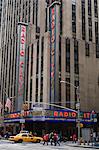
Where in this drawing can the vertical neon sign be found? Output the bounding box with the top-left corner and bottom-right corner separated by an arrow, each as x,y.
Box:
49,5 -> 56,103
49,2 -> 60,104
16,22 -> 28,111
18,25 -> 26,95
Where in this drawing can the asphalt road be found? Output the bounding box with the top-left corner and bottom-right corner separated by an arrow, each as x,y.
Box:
0,140 -> 97,150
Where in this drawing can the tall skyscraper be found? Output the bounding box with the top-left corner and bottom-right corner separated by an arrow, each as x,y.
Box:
0,0 -> 99,113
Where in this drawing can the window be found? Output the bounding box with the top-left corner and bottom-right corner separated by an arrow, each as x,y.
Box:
29,134 -> 32,137
40,77 -> 43,102
36,78 -> 38,102
94,0 -> 98,18
98,75 -> 99,86
66,38 -> 70,73
22,134 -> 27,137
36,0 -> 38,27
88,18 -> 92,26
96,44 -> 99,58
74,40 -> 79,74
31,44 -> 33,76
45,7 -> 47,32
95,22 -> 98,44
81,0 -> 86,40
89,28 -> 92,41
36,40 -> 39,74
41,37 -> 44,73
88,0 -> 92,16
72,3 -> 76,38
88,16 -> 92,41
28,4 -> 31,22
30,79 -> 32,101
33,0 -> 35,24
85,42 -> 90,56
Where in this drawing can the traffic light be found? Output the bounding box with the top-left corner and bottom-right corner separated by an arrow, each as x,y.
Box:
76,123 -> 83,128
80,123 -> 83,128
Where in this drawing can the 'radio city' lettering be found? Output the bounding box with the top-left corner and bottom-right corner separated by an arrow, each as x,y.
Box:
53,111 -> 77,118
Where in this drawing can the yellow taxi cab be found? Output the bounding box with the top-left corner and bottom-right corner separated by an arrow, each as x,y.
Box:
9,133 -> 43,143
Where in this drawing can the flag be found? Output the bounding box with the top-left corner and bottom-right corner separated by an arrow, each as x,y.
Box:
5,98 -> 11,112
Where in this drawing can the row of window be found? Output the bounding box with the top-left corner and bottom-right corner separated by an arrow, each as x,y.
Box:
26,37 -> 44,103
45,0 -> 98,42
81,0 -> 98,42
85,42 -> 99,58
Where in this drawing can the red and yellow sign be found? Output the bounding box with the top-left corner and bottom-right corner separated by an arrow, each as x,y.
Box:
50,5 -> 56,102
18,25 -> 27,95
53,111 -> 77,118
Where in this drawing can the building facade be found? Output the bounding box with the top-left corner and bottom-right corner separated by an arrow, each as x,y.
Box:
0,0 -> 3,88
0,0 -> 99,116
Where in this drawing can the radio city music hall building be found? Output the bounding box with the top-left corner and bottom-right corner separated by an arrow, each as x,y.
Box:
0,0 -> 99,136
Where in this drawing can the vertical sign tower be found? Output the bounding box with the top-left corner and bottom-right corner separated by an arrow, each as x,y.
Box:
49,1 -> 60,105
16,22 -> 28,111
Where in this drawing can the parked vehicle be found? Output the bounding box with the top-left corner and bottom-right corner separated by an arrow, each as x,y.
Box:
9,133 -> 43,143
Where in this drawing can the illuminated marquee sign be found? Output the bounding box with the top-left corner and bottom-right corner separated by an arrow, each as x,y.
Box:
53,111 -> 77,118
4,109 -> 96,123
53,111 -> 93,119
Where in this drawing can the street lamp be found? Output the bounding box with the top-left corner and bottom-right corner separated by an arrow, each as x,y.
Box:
60,80 -> 80,142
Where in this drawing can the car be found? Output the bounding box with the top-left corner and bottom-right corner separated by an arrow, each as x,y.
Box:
9,133 -> 43,143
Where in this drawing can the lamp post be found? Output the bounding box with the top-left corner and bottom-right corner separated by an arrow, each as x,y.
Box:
60,80 -> 80,142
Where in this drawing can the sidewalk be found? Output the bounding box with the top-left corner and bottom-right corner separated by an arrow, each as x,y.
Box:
66,141 -> 99,149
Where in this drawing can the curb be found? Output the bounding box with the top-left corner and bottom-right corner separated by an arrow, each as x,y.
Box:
66,144 -> 99,149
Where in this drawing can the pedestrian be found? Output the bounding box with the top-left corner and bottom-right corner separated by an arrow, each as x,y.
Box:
72,133 -> 77,143
43,133 -> 49,145
53,132 -> 60,146
49,131 -> 54,145
96,135 -> 99,142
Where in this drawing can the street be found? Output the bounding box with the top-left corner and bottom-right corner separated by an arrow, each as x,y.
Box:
0,140 -> 97,150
